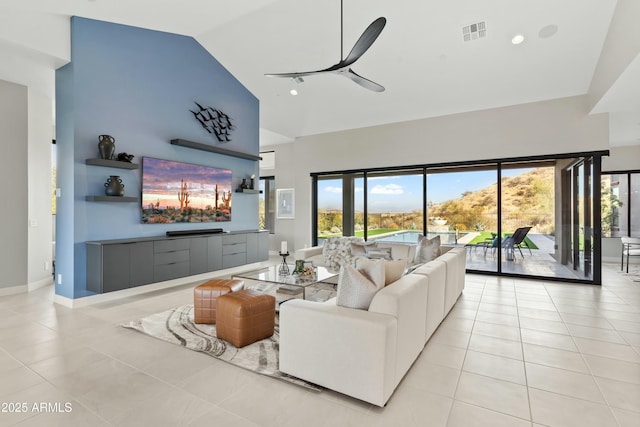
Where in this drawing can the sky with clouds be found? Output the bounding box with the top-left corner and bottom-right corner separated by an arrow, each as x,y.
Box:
318,169 -> 529,213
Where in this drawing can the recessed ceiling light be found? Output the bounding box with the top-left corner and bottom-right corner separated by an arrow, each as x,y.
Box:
289,89 -> 298,96
511,34 -> 525,45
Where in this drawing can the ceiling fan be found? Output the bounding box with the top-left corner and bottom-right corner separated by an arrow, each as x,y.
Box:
265,0 -> 386,92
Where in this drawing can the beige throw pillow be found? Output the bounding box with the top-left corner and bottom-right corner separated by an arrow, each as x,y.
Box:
336,260 -> 385,310
414,235 -> 441,264
384,259 -> 407,285
356,258 -> 406,286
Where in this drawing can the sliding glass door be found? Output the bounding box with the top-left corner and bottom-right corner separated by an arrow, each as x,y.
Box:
311,151 -> 604,284
317,177 -> 344,242
427,166 -> 498,272
366,170 -> 424,243
558,157 -> 597,280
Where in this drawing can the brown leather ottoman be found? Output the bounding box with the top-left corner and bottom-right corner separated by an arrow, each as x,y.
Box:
216,289 -> 276,348
193,279 -> 244,324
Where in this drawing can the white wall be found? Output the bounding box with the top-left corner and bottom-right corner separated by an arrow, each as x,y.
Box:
27,89 -> 53,288
0,80 -> 28,291
602,145 -> 640,171
0,79 -> 54,294
264,95 -> 609,253
589,0 -> 640,111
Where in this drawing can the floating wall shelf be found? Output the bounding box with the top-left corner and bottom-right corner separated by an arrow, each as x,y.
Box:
86,158 -> 139,169
170,139 -> 262,161
86,196 -> 138,202
235,189 -> 262,194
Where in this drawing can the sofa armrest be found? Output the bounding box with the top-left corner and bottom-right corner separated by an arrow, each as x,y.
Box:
294,246 -> 323,261
279,299 -> 397,407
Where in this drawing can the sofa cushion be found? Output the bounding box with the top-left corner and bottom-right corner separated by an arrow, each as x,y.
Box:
414,235 -> 441,264
336,261 -> 385,310
323,236 -> 365,273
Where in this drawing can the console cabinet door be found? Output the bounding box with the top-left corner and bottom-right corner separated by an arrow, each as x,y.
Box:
102,244 -> 133,293
129,242 -> 154,286
190,237 -> 208,275
258,232 -> 269,261
246,233 -> 258,264
207,235 -> 223,271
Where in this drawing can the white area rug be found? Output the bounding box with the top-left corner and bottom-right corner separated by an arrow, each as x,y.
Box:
122,304 -> 321,391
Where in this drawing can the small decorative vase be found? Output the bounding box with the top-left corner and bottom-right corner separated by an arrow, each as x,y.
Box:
98,135 -> 116,160
241,178 -> 248,189
104,175 -> 125,197
293,259 -> 305,275
250,178 -> 255,190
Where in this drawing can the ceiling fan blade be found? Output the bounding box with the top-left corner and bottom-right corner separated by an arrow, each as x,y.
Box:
264,70 -> 324,78
342,17 -> 386,67
341,68 -> 385,92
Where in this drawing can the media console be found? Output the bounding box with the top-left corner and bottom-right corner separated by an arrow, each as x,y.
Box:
86,230 -> 268,294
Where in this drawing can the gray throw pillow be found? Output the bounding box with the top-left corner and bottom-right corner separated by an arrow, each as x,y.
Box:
413,235 -> 441,264
322,236 -> 365,273
364,246 -> 393,260
336,260 -> 385,310
350,241 -> 377,257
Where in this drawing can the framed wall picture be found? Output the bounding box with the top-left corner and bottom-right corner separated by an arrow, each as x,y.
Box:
276,188 -> 295,219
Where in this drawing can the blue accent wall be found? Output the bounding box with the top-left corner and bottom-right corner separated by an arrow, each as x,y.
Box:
55,17 -> 259,299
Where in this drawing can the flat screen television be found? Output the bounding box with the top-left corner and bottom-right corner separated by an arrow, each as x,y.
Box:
141,157 -> 232,224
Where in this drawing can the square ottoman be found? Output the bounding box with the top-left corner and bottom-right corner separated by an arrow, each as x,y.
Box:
216,289 -> 276,348
193,279 -> 244,324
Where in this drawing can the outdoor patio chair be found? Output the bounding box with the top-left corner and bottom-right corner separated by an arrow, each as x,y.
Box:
621,237 -> 640,274
502,226 -> 533,260
465,233 -> 496,254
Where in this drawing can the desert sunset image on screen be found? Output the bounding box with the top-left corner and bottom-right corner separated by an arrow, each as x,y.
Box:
141,157 -> 232,223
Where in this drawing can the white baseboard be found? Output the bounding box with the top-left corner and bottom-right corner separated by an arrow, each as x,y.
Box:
0,284 -> 28,296
52,260 -> 272,308
28,276 -> 54,292
53,294 -> 74,308
0,276 -> 54,297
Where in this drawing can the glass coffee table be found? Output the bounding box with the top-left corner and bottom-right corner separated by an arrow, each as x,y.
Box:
233,265 -> 338,300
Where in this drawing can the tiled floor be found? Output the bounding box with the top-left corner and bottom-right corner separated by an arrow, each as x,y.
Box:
465,247 -> 591,281
0,264 -> 639,426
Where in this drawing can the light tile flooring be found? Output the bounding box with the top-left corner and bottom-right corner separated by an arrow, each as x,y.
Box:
1,264 -> 639,426
465,247 -> 591,281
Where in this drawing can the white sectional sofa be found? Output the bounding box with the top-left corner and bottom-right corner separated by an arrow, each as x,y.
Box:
279,245 -> 466,407
295,239 -> 417,272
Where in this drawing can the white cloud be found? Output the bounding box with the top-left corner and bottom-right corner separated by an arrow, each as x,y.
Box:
370,184 -> 404,195
324,186 -> 342,193
368,176 -> 401,181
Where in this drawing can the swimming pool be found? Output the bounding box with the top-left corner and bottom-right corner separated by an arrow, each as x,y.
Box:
371,230 -> 464,245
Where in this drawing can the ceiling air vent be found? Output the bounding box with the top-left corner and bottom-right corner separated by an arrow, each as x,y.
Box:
462,21 -> 486,42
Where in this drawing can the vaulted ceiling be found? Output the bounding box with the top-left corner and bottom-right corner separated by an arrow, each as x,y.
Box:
1,0 -> 638,147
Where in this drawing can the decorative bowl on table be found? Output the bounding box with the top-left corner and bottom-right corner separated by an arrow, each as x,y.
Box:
294,266 -> 317,282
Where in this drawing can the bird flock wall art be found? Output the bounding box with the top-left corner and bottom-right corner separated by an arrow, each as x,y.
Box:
190,102 -> 234,142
